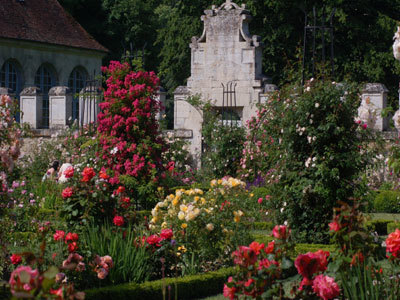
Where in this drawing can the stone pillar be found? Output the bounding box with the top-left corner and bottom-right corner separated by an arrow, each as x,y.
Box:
79,85 -> 101,126
174,86 -> 203,168
49,86 -> 72,129
360,83 -> 389,131
155,87 -> 167,121
20,87 -> 42,129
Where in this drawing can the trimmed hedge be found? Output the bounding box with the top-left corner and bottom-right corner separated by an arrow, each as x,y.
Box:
85,267 -> 235,300
387,221 -> 400,234
365,219 -> 393,235
374,190 -> 400,213
243,221 -> 273,231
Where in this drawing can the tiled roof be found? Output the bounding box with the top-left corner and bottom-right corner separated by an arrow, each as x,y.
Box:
0,0 -> 108,53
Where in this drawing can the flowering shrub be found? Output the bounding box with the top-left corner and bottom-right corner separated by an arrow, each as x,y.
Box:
241,79 -> 374,242
224,224 -> 340,299
149,177 -> 251,270
97,61 -> 168,209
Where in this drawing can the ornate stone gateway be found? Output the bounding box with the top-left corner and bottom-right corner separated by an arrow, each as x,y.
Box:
174,0 -> 277,166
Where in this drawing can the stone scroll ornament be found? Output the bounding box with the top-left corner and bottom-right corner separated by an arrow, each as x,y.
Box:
393,26 -> 400,132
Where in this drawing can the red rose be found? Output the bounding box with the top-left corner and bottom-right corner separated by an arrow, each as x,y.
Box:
64,166 -> 74,178
99,170 -> 109,180
10,254 -> 22,265
146,234 -> 162,246
65,232 -> 79,242
328,220 -> 341,232
116,186 -> 125,194
272,225 -> 290,240
113,216 -> 124,227
249,241 -> 265,255
223,277 -> 237,300
160,229 -> 173,240
264,241 -> 275,254
68,242 -> 78,253
62,187 -> 73,198
386,228 -> 400,258
81,167 -> 95,182
295,250 -> 330,290
53,230 -> 65,241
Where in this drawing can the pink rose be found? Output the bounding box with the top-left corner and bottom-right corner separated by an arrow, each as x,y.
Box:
312,274 -> 340,300
62,187 -> 73,198
10,254 -> 22,265
160,228 -> 173,240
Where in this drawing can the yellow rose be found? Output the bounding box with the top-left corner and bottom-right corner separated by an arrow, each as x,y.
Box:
181,223 -> 188,229
206,223 -> 214,231
178,211 -> 185,220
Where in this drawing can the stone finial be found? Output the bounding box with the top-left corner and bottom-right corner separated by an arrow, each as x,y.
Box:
218,0 -> 243,11
362,83 -> 388,94
49,86 -> 71,96
173,86 -> 190,95
20,86 -> 41,96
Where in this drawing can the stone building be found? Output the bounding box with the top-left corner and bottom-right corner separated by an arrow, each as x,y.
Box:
174,0 -> 277,166
0,0 -> 107,128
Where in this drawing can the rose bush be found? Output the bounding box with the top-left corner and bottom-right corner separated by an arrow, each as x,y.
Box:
149,177 -> 251,271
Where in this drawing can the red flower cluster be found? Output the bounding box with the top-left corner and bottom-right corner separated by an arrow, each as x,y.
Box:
295,250 -> 330,290
227,241 -> 280,299
62,187 -> 73,199
53,230 -> 79,253
144,229 -> 174,248
81,167 -> 95,182
113,215 -> 124,227
53,230 -> 65,241
386,228 -> 400,259
10,254 -> 22,265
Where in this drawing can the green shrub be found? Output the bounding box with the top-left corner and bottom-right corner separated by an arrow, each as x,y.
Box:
243,222 -> 273,231
387,221 -> 400,234
241,80 -> 374,243
374,190 -> 400,213
85,267 -> 235,300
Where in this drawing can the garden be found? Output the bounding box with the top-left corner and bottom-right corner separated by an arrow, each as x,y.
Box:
2,60 -> 400,300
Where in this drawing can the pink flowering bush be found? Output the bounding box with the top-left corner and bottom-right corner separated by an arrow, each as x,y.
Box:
97,61 -> 168,209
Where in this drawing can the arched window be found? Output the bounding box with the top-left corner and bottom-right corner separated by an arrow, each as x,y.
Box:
68,67 -> 87,121
1,60 -> 22,121
35,64 -> 56,128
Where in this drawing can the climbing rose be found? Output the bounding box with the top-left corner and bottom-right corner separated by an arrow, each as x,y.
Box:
10,254 -> 22,265
53,230 -> 65,241
312,274 -> 340,300
81,167 -> 95,182
113,215 -> 124,227
62,187 -> 73,198
386,228 -> 400,258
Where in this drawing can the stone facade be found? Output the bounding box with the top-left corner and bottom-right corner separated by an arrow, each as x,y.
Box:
174,0 -> 277,166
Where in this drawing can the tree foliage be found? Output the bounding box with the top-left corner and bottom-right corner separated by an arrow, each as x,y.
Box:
60,0 -> 400,105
